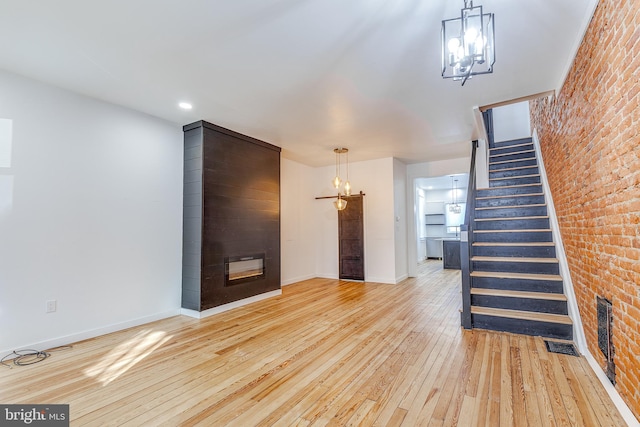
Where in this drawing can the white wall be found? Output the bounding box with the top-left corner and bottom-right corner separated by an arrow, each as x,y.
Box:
393,159 -> 408,283
0,70 -> 183,354
280,158 -> 316,285
280,157 -> 398,284
416,188 -> 429,261
492,102 -> 531,142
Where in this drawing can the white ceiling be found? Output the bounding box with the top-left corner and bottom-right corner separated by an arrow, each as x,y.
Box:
0,0 -> 597,167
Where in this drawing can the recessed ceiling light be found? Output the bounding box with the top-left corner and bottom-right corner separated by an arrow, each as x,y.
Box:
178,102 -> 193,110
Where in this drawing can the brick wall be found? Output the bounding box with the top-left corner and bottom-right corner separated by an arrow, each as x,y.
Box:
529,0 -> 640,420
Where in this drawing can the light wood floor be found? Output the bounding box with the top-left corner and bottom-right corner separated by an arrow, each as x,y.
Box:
0,261 -> 626,426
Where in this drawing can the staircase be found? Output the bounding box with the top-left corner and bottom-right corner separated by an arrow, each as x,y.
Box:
467,137 -> 573,340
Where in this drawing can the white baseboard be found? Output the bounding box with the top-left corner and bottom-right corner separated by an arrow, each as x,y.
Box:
316,274 -> 339,280
281,274 -> 316,286
395,274 -> 409,284
583,350 -> 640,426
180,289 -> 282,319
365,276 -> 395,285
0,309 -> 181,357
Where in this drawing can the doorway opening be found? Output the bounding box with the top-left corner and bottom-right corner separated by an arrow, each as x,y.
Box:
414,174 -> 468,275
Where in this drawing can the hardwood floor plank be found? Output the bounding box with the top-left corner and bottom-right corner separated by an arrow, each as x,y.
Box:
486,335 -> 502,427
369,297 -> 458,426
398,325 -> 463,424
471,331 -> 492,425
540,358 -> 572,425
0,262 -> 627,426
558,355 -> 601,426
509,339 -> 528,426
386,407 -> 408,427
525,336 -> 556,427
517,336 -> 543,427
548,352 -> 586,426
500,334 -> 515,427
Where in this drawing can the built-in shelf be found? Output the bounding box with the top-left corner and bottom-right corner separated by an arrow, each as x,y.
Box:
425,213 -> 446,259
425,213 -> 445,225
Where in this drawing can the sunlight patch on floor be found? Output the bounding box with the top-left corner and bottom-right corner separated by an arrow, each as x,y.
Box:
83,330 -> 172,385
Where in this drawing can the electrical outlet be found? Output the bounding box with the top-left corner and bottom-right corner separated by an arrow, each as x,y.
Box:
46,300 -> 57,313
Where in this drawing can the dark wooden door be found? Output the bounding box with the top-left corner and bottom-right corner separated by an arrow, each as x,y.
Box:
338,195 -> 364,280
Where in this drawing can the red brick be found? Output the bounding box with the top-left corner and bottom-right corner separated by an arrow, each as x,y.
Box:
530,0 -> 640,420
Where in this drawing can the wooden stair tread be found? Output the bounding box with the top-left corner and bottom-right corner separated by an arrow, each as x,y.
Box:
476,192 -> 543,200
474,228 -> 552,233
475,216 -> 549,222
473,242 -> 555,247
471,306 -> 573,325
475,203 -> 546,211
472,256 -> 558,263
471,288 -> 567,301
471,270 -> 563,281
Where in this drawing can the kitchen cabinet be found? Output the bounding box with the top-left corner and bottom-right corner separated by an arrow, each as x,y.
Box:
443,239 -> 461,269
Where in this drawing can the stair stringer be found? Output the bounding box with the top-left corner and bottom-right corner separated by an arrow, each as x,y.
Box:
531,129 -> 586,354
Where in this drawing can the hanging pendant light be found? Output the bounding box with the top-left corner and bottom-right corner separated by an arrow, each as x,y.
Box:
332,148 -> 350,210
449,177 -> 462,214
343,149 -> 351,196
441,0 -> 495,86
334,195 -> 348,210
333,149 -> 342,189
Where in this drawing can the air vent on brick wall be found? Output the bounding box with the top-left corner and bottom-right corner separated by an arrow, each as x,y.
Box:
597,296 -> 615,385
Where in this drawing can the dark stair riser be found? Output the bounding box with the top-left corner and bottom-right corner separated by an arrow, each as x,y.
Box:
473,245 -> 556,258
490,176 -> 542,187
490,151 -> 536,163
475,217 -> 550,230
472,315 -> 573,340
476,194 -> 545,208
492,137 -> 533,148
471,295 -> 568,315
490,143 -> 534,156
477,185 -> 543,197
490,166 -> 539,179
474,230 -> 553,243
489,158 -> 537,171
473,260 -> 560,275
472,276 -> 564,293
475,205 -> 548,218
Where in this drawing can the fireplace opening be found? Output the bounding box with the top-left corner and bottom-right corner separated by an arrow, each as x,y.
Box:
225,254 -> 265,286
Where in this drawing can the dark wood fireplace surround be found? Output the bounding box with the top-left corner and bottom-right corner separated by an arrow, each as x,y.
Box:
182,120 -> 281,311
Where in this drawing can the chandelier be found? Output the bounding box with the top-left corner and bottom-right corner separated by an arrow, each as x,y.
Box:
332,148 -> 351,211
449,177 -> 462,214
441,0 -> 495,86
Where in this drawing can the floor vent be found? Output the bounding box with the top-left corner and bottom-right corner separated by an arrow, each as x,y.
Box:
597,296 -> 615,385
544,340 -> 579,357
